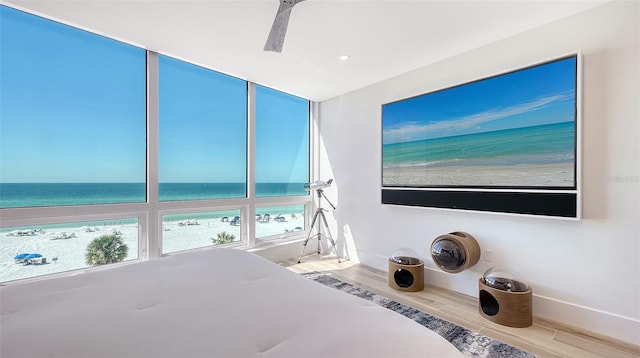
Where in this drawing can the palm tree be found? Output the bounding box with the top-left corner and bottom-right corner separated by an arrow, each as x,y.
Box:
85,234 -> 129,266
212,231 -> 236,246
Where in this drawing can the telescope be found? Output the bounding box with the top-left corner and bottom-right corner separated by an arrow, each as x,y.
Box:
298,178 -> 340,264
304,179 -> 333,191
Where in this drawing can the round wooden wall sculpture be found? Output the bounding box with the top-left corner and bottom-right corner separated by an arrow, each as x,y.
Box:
430,231 -> 480,273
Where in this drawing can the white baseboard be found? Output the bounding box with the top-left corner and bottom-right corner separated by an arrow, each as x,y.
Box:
532,294 -> 640,346
358,251 -> 640,346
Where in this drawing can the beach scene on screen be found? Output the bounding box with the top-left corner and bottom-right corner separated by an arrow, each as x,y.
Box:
382,56 -> 577,188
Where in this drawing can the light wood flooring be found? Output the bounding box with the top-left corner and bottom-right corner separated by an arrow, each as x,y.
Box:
281,255 -> 640,358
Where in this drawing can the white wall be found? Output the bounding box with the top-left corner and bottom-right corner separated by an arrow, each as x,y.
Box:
318,1 -> 639,344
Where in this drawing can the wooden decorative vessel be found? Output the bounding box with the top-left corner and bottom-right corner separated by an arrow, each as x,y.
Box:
388,257 -> 424,292
478,278 -> 532,328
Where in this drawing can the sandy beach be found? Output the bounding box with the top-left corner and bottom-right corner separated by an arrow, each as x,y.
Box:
383,162 -> 574,187
0,214 -> 304,283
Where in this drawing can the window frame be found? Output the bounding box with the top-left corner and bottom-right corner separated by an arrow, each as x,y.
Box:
0,5 -> 314,282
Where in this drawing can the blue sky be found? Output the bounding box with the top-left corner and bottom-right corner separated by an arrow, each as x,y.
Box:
255,85 -> 309,184
382,56 -> 577,145
0,5 -> 309,183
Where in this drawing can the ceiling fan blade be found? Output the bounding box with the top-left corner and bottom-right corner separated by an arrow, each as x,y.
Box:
264,0 -> 305,52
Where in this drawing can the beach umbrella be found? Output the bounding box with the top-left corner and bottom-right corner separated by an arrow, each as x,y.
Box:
14,253 -> 31,260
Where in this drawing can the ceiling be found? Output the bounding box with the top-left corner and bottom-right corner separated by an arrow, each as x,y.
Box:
3,0 -> 609,101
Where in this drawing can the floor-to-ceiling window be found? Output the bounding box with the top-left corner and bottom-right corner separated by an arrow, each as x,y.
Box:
0,5 -> 145,282
157,55 -> 250,254
0,4 -> 311,283
254,85 -> 309,239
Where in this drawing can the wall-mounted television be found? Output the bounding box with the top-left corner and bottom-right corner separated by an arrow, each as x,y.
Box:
381,54 -> 580,219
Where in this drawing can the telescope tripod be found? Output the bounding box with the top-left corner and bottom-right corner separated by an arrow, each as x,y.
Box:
297,189 -> 341,263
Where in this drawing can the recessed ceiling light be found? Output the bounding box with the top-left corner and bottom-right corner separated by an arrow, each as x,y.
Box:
339,55 -> 350,61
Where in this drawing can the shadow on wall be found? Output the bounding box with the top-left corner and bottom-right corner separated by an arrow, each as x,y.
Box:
314,121 -> 359,263
583,47 -> 640,220
581,50 -> 611,220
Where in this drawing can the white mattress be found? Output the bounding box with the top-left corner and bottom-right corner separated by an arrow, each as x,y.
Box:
1,248 -> 462,357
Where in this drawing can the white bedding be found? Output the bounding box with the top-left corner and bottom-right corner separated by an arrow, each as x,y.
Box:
1,248 -> 462,357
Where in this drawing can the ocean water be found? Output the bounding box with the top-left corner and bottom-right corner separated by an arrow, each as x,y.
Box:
383,121 -> 575,169
0,182 -> 307,209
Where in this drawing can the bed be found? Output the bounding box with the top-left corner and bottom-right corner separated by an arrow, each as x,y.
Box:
1,248 -> 462,357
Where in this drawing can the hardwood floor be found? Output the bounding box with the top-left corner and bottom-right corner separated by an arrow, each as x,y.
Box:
281,255 -> 640,358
